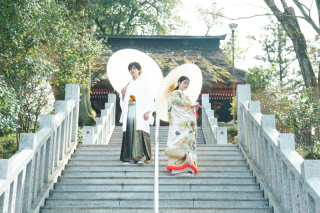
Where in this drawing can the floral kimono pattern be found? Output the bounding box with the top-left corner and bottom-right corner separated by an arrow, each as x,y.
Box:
165,90 -> 197,174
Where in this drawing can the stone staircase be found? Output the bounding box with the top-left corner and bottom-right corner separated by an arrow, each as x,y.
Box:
40,126 -> 273,213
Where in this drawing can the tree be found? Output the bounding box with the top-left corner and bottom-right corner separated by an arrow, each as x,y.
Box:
255,16 -> 297,85
291,0 -> 320,36
308,35 -> 320,77
91,0 -> 186,35
245,65 -> 275,92
0,0 -> 104,145
0,81 -> 19,136
221,32 -> 248,65
263,0 -> 318,91
197,2 -> 224,36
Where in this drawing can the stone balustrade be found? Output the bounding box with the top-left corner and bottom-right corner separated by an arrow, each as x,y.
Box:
237,85 -> 320,213
82,94 -> 116,145
0,84 -> 80,213
201,94 -> 228,144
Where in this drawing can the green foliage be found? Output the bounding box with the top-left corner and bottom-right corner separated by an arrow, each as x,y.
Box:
92,0 -> 186,35
288,89 -> 320,159
227,124 -> 238,137
77,127 -> 83,145
254,16 -> 296,85
0,134 -> 18,159
246,65 -> 274,93
253,87 -> 320,159
229,96 -> 237,117
0,81 -> 19,133
221,32 -> 248,65
0,0 -> 104,146
197,2 -> 224,36
308,35 -> 320,78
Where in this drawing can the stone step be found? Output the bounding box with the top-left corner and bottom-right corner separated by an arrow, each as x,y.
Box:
76,146 -> 238,151
109,140 -> 207,142
107,141 -> 206,143
40,206 -> 273,213
113,127 -> 203,130
68,155 -> 244,161
64,160 -> 249,169
44,198 -> 268,207
111,133 -> 204,135
57,177 -> 258,185
60,171 -> 253,178
71,150 -> 241,157
79,144 -> 238,148
110,135 -> 205,138
48,190 -> 265,199
64,164 -> 248,172
102,142 -> 207,145
67,159 -> 248,166
53,183 -> 261,192
109,140 -> 206,143
112,130 -> 204,133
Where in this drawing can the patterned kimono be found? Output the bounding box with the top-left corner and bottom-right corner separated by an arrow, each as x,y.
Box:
165,90 -> 198,174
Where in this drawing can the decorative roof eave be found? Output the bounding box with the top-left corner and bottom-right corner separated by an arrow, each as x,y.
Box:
95,35 -> 227,40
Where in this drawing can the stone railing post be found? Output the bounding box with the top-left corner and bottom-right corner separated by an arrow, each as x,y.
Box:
216,126 -> 227,144
278,133 -> 295,212
108,94 -> 116,127
206,109 -> 214,144
82,94 -> 116,145
0,160 -> 11,213
201,94 -> 209,134
83,127 -> 94,145
209,117 -> 217,144
301,160 -> 320,212
261,114 -> 276,188
19,133 -> 37,213
39,115 -> 54,184
237,85 -> 251,147
65,84 -> 80,143
248,101 -> 260,161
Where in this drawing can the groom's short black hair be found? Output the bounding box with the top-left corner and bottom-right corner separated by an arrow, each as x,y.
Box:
128,62 -> 141,71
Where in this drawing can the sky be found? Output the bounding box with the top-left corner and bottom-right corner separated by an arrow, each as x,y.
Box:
178,0 -> 319,71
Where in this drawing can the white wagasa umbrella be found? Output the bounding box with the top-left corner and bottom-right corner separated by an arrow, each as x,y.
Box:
154,63 -> 203,122
107,49 -> 163,99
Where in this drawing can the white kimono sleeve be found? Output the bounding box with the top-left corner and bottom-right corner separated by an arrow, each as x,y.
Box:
119,93 -> 124,110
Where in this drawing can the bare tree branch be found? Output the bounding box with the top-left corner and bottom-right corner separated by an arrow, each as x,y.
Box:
280,0 -> 289,10
217,13 -> 305,21
264,0 -> 318,90
245,3 -> 272,11
292,0 -> 320,36
94,17 -> 105,34
315,0 -> 320,25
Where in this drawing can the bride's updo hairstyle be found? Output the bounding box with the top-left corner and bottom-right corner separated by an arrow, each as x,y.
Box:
128,62 -> 143,76
174,76 -> 190,90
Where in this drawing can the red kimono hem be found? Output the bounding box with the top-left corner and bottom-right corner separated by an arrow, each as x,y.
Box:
167,163 -> 198,174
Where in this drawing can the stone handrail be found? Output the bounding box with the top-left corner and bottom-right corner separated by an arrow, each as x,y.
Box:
201,94 -> 227,144
0,84 -> 80,213
82,94 -> 116,145
237,85 -> 320,213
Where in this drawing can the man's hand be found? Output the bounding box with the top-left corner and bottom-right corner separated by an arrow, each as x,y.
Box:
121,87 -> 127,100
144,112 -> 149,121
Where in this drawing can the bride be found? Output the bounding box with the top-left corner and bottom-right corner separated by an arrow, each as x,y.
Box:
165,76 -> 200,176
